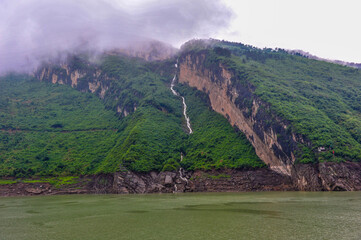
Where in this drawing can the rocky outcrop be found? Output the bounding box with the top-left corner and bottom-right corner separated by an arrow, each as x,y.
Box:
35,61 -> 135,118
0,168 -> 294,197
0,179 -> 89,197
1,163 -> 360,196
89,162 -> 361,193
87,162 -> 361,192
178,51 -> 310,176
91,170 -> 190,194
69,168 -> 296,193
295,162 -> 361,191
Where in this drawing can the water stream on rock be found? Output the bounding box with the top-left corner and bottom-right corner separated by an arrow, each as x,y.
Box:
171,63 -> 193,134
171,63 -> 191,192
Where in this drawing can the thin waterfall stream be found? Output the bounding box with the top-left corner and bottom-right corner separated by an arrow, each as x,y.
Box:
170,63 -> 193,134
170,62 -> 191,192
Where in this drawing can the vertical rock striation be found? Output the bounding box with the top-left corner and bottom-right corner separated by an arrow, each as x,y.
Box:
35,60 -> 136,118
177,51 -> 361,190
178,51 -> 309,176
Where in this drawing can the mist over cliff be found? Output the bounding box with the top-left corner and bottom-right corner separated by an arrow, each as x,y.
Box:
0,0 -> 232,74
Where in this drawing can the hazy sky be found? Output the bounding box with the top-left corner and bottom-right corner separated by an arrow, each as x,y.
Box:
0,0 -> 231,73
120,0 -> 361,63
218,0 -> 361,63
0,0 -> 360,74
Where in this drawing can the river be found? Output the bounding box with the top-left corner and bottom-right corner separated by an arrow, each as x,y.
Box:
0,192 -> 360,240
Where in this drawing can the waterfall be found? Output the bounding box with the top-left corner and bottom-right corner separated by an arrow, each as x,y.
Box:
178,168 -> 188,183
173,153 -> 188,193
170,63 -> 193,134
171,63 -> 191,193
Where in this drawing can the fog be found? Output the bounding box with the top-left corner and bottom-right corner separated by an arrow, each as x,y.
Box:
0,0 -> 232,74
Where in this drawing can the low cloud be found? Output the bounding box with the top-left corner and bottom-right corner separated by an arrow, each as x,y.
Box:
0,0 -> 233,74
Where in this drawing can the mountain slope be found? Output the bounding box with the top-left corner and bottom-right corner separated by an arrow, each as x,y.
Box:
178,40 -> 361,177
1,39 -> 360,191
0,75 -> 121,177
216,40 -> 361,162
0,53 -> 263,177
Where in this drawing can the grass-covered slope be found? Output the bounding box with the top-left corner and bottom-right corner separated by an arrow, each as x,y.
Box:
177,85 -> 263,170
91,55 -> 264,173
187,40 -> 361,163
3,40 -> 359,178
0,55 -> 262,177
0,75 -> 121,177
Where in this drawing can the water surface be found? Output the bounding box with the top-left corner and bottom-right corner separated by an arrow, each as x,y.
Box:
0,192 -> 360,240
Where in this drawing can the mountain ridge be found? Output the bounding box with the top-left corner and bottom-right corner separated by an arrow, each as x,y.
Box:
0,39 -> 360,191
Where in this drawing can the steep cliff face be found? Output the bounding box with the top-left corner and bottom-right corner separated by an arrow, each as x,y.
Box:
177,51 -> 361,190
35,59 -> 136,117
178,52 -> 309,176
293,162 -> 361,191
30,48 -> 360,191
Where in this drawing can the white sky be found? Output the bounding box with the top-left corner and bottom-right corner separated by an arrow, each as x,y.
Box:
1,0 -> 360,74
217,0 -> 361,63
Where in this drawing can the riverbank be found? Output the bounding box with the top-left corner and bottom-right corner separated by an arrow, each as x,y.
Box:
0,168 -> 295,197
1,162 -> 360,197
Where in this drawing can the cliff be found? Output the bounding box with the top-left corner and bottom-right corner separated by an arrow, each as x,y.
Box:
35,55 -> 138,118
29,45 -> 360,191
35,40 -> 177,118
177,50 -> 361,190
178,51 -> 308,175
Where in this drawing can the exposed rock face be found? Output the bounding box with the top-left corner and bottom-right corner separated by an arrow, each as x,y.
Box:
88,163 -> 361,192
35,61 -> 135,118
178,51 -> 309,176
89,163 -> 361,193
295,162 -> 361,191
85,168 -> 296,194
0,181 -> 88,197
1,163 -> 360,196
177,51 -> 361,190
188,169 -> 295,192
91,171 -> 187,194
27,49 -> 360,193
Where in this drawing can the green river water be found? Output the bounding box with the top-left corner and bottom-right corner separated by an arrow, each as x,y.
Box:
0,192 -> 360,240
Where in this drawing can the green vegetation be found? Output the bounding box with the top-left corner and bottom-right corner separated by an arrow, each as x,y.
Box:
190,40 -> 361,163
94,55 -> 263,173
22,176 -> 80,187
2,40 -> 360,178
0,179 -> 17,185
0,75 -> 118,131
0,75 -> 122,177
177,85 -> 264,170
0,176 -> 80,187
0,54 -> 261,177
